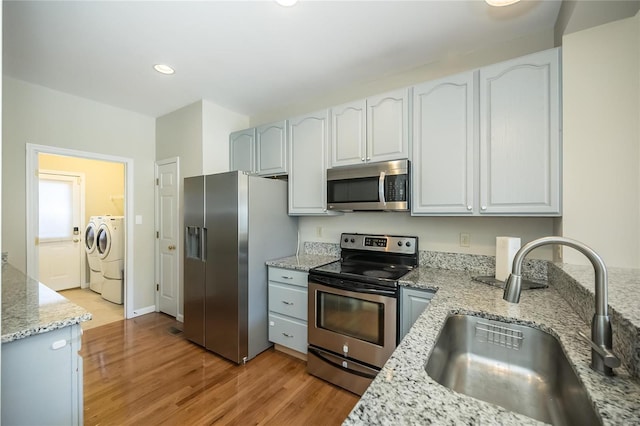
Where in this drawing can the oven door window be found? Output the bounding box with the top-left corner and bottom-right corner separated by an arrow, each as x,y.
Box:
317,291 -> 384,346
327,177 -> 380,203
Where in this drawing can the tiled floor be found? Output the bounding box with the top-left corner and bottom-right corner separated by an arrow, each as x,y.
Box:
59,287 -> 124,330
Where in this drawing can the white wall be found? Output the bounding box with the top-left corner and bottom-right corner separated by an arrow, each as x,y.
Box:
2,77 -> 157,312
156,101 -> 203,178
253,28 -> 558,259
562,12 -> 640,268
202,99 -> 248,174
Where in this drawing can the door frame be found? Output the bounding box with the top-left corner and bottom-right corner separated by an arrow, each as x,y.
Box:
154,157 -> 181,321
37,169 -> 87,289
26,143 -> 135,319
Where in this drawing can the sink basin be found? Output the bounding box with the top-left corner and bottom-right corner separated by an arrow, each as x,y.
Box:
425,314 -> 601,425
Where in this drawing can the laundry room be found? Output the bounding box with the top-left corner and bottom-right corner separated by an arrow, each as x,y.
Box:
38,153 -> 126,328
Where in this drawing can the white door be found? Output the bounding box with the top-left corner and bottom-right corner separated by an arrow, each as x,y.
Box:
38,172 -> 83,291
156,159 -> 179,317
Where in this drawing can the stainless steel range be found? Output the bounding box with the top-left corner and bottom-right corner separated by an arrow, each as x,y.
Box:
307,233 -> 418,395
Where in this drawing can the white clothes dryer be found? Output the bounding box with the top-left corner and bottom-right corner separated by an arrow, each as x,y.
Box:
85,216 -> 105,293
97,216 -> 125,304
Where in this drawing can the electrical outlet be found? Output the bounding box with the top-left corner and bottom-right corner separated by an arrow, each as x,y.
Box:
460,233 -> 470,247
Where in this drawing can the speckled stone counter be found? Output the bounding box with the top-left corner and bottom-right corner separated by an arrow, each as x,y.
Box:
2,263 -> 92,343
345,267 -> 640,425
266,254 -> 338,271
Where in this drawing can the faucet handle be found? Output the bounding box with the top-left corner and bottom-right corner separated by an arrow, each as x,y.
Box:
577,331 -> 621,368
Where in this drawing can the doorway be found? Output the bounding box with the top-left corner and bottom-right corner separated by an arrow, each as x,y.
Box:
26,143 -> 135,320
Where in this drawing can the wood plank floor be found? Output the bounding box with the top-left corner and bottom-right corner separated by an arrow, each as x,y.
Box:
81,313 -> 359,425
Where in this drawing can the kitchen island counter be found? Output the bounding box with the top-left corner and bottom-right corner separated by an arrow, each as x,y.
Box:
1,263 -> 91,343
345,266 -> 640,425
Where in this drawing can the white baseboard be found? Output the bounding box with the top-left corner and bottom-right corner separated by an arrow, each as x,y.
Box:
177,314 -> 184,323
131,305 -> 156,318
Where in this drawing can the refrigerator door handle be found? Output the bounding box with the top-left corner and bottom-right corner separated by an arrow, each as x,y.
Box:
201,227 -> 207,262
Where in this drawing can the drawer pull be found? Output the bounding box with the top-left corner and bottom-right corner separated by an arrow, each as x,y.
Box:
281,275 -> 293,280
282,333 -> 294,338
282,300 -> 294,306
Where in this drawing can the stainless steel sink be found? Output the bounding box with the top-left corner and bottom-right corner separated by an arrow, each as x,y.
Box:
425,314 -> 601,425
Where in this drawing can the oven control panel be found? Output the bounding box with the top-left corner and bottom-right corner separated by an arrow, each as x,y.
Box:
340,233 -> 418,255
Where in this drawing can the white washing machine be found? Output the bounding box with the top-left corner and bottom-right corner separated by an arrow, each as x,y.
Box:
97,216 -> 125,304
84,216 -> 105,294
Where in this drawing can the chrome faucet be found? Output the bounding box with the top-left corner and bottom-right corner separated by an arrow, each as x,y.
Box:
503,236 -> 620,376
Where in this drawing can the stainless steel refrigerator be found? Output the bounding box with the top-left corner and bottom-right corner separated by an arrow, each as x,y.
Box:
183,171 -> 298,364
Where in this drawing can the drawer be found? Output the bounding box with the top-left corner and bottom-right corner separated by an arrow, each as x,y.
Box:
269,283 -> 307,320
268,267 -> 308,288
269,313 -> 307,354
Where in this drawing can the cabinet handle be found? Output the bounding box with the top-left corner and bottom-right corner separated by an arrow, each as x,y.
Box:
361,157 -> 365,162
282,333 -> 294,338
282,300 -> 294,306
281,276 -> 293,280
467,205 -> 472,211
366,157 -> 370,161
481,205 -> 487,211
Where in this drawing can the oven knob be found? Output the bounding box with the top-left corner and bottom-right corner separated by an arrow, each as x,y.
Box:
350,238 -> 355,243
397,241 -> 403,247
344,238 -> 349,243
405,241 -> 412,247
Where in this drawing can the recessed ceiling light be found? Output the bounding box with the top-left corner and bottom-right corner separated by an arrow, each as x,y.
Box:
485,0 -> 520,6
154,64 -> 175,75
275,0 -> 298,7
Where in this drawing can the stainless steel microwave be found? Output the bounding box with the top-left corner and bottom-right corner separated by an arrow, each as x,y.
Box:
326,160 -> 409,211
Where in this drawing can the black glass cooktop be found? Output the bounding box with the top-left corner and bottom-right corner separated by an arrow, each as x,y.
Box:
311,259 -> 414,284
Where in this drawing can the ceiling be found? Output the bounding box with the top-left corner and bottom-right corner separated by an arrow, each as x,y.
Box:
3,1 -> 563,119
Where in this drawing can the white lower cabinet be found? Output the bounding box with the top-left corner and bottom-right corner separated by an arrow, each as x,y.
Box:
400,287 -> 435,341
268,267 -> 308,354
1,324 -> 83,426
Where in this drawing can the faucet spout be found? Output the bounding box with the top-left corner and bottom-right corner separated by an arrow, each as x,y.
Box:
503,236 -> 619,376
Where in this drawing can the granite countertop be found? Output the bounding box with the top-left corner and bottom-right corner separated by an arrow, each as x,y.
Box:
266,254 -> 338,271
345,266 -> 640,425
2,263 -> 92,343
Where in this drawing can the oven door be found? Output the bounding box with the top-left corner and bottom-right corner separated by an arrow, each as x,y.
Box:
308,276 -> 397,368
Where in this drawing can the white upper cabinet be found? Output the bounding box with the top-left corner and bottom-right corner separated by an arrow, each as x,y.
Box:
479,48 -> 561,215
367,89 -> 411,163
256,120 -> 288,176
412,48 -> 561,216
330,88 -> 410,167
230,120 -> 288,176
412,71 -> 476,215
288,110 -> 334,215
229,128 -> 256,173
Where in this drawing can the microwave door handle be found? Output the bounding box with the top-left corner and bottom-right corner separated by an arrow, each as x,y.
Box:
379,171 -> 386,206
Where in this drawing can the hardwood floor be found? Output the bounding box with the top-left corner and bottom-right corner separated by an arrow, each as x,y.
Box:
81,313 -> 359,425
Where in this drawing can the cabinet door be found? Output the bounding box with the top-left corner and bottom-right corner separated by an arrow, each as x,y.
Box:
256,120 -> 288,176
412,72 -> 476,215
229,128 -> 256,173
479,48 -> 561,215
400,287 -> 435,341
330,99 -> 367,167
2,325 -> 83,426
367,88 -> 411,163
288,110 -> 331,215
